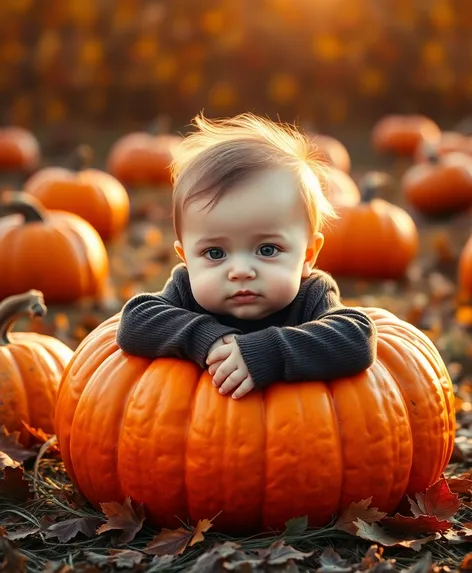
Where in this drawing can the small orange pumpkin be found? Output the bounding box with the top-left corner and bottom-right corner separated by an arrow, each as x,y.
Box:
414,131 -> 472,163
317,173 -> 419,279
107,118 -> 181,187
0,290 -> 73,445
401,149 -> 472,216
309,134 -> 351,173
54,308 -> 454,534
0,192 -> 109,303
0,127 -> 40,172
372,114 -> 441,156
24,146 -> 130,241
326,167 -> 361,207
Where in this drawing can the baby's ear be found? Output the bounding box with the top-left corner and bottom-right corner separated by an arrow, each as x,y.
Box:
302,232 -> 324,277
174,240 -> 186,263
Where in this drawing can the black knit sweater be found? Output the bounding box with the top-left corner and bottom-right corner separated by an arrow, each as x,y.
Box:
116,264 -> 377,389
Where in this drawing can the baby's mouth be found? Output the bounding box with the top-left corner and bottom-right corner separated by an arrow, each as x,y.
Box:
229,291 -> 260,303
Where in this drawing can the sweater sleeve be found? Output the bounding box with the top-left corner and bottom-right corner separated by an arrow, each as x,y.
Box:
116,266 -> 242,367
235,274 -> 378,388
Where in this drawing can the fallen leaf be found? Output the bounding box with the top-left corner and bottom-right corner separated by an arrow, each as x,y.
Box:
145,518 -> 213,556
447,477 -> 472,495
21,422 -> 61,456
284,515 -> 308,537
5,527 -> 40,541
85,549 -> 144,568
382,513 -> 452,534
443,525 -> 472,544
185,542 -> 241,573
96,497 -> 145,544
44,516 -> 104,543
413,477 -> 462,520
335,498 -> 387,535
404,552 -> 434,573
353,519 -> 439,551
0,426 -> 36,469
258,540 -> 313,565
0,535 -> 28,572
316,547 -> 353,573
0,467 -> 33,501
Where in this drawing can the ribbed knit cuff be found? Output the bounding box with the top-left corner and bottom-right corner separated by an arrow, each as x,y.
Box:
235,328 -> 284,389
190,323 -> 242,369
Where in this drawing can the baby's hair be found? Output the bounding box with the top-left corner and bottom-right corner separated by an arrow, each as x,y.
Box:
171,112 -> 338,238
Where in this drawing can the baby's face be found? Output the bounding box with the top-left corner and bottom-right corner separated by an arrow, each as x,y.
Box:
175,169 -> 323,320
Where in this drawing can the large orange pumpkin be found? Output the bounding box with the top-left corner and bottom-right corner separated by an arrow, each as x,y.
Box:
0,127 -> 40,172
401,150 -> 472,216
0,290 -> 73,445
55,308 -> 455,534
317,174 -> 419,279
24,147 -> 130,241
0,192 -> 109,303
372,114 -> 441,156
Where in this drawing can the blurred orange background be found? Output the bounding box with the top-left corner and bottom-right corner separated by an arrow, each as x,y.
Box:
0,0 -> 471,138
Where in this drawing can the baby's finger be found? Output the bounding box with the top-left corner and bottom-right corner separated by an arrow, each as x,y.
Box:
206,344 -> 232,365
218,369 -> 247,395
232,378 -> 255,399
212,358 -> 238,386
208,360 -> 224,376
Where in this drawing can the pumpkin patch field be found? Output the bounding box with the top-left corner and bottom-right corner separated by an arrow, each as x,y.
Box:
0,120 -> 472,573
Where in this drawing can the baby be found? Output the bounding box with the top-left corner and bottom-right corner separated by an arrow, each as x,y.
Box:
116,113 -> 377,399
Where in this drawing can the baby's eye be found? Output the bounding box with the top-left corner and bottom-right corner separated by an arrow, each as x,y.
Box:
204,248 -> 226,260
257,244 -> 280,257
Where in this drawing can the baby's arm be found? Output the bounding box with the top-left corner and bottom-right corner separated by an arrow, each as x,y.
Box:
116,266 -> 241,367
234,275 -> 377,389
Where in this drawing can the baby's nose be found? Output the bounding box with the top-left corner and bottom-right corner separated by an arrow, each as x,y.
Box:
228,261 -> 256,280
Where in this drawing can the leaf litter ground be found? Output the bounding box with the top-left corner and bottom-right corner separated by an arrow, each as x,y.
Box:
2,170 -> 472,571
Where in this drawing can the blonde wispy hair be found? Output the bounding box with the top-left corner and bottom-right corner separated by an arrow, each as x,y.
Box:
170,112 -> 338,238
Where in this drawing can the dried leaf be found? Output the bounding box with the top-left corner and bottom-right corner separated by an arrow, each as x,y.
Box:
5,527 -> 40,541
96,497 -> 145,544
21,422 -> 61,456
44,516 -> 104,543
85,549 -> 145,568
446,477 -> 472,495
185,542 -> 242,573
414,477 -> 462,520
0,535 -> 28,572
316,547 -> 353,573
284,515 -> 308,536
258,540 -> 313,565
0,426 -> 36,469
353,519 -> 439,551
0,467 -> 33,501
335,498 -> 387,535
145,518 -> 213,556
443,525 -> 472,544
382,513 -> 452,534
404,553 -> 434,573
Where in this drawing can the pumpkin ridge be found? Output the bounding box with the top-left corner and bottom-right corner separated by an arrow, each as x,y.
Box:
0,346 -> 30,440
55,220 -> 93,296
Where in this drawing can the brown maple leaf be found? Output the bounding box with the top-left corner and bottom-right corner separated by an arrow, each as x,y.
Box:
335,498 -> 387,535
44,516 -> 105,543
412,477 -> 462,520
21,422 -> 61,456
0,426 -> 36,469
96,497 -> 145,544
382,513 -> 452,534
0,535 -> 28,573
353,520 -> 439,552
145,518 -> 213,557
0,467 -> 33,501
446,477 -> 472,495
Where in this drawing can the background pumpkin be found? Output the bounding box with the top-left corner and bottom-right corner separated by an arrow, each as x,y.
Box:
308,134 -> 351,173
24,145 -> 130,241
54,308 -> 455,534
317,173 -> 419,279
0,290 -> 73,445
0,126 -> 40,172
371,114 -> 441,156
401,149 -> 472,216
0,192 -> 109,303
326,167 -> 361,206
458,233 -> 472,299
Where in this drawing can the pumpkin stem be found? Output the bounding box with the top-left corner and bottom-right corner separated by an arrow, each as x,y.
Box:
69,144 -> 94,171
359,171 -> 395,202
0,191 -> 47,222
147,114 -> 172,136
0,290 -> 46,346
422,142 -> 440,164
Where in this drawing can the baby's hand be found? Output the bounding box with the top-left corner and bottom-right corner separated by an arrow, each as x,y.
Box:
206,339 -> 255,399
